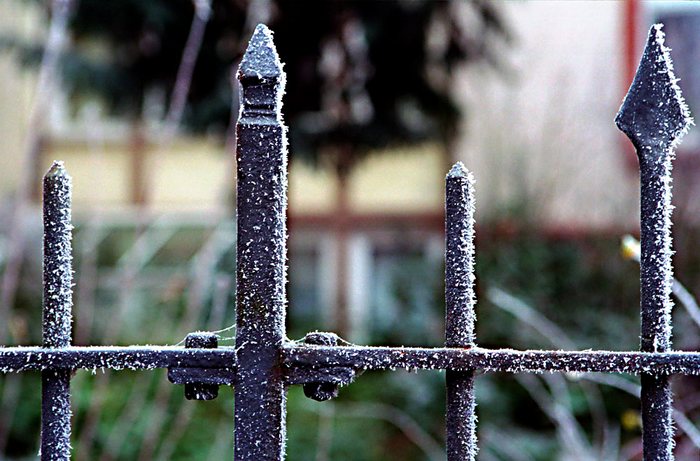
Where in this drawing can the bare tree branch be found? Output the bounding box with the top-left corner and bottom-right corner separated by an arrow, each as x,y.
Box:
0,0 -> 74,336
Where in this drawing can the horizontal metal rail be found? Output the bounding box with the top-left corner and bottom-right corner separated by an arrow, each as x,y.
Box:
281,345 -> 700,375
3,344 -> 700,375
0,346 -> 236,372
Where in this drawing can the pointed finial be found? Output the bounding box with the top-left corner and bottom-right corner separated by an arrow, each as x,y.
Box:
239,24 -> 283,82
446,162 -> 475,184
447,161 -> 467,178
236,24 -> 285,120
45,160 -> 67,178
615,24 -> 693,155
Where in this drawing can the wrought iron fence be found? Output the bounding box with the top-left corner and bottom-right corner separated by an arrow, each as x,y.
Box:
0,22 -> 697,461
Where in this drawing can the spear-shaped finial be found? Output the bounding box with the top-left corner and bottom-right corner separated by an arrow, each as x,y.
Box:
616,24 -> 694,461
615,24 -> 693,154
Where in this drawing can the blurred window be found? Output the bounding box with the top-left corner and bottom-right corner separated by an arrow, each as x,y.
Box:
288,229 -> 443,343
370,243 -> 443,345
288,243 -> 321,324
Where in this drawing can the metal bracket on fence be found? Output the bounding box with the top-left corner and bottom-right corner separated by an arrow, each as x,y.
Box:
284,332 -> 362,401
167,332 -> 235,400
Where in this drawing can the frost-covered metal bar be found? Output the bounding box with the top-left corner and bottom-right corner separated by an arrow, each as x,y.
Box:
234,24 -> 288,461
282,345 -> 700,375
0,346 -> 237,372
616,24 -> 693,461
168,366 -> 236,386
3,345 -> 700,375
445,162 -> 478,461
41,162 -> 73,461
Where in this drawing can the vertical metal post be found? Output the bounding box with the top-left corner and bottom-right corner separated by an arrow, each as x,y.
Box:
445,162 -> 478,461
616,24 -> 692,461
41,161 -> 73,461
234,24 -> 288,461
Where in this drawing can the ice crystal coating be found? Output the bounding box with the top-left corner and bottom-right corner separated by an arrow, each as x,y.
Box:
446,161 -> 469,179
445,162 -> 476,346
235,24 -> 288,460
42,160 -> 73,349
41,160 -> 74,461
1,345 -> 700,376
614,24 -> 697,356
614,24 -> 695,461
280,345 -> 700,376
616,24 -> 693,154
238,24 -> 286,125
239,24 -> 284,81
42,369 -> 72,461
445,162 -> 478,461
0,346 -> 238,373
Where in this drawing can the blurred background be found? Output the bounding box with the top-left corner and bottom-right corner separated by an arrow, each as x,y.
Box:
0,0 -> 699,459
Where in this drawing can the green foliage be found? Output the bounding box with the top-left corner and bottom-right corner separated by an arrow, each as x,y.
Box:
0,229 -> 676,461
4,225 -> 694,459
289,232 -> 652,460
476,232 -> 641,350
64,0 -> 245,127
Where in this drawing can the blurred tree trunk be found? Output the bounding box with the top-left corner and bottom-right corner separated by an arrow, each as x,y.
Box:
332,145 -> 355,338
129,119 -> 148,207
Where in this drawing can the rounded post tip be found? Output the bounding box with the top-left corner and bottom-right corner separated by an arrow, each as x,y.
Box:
447,162 -> 474,183
45,160 -> 68,178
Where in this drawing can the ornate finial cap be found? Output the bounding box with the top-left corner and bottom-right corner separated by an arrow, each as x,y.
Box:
238,24 -> 283,82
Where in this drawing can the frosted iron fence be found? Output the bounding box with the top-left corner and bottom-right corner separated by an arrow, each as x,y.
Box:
0,22 -> 697,461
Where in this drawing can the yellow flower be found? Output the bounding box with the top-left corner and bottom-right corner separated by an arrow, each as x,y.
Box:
621,235 -> 641,262
621,409 -> 641,431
